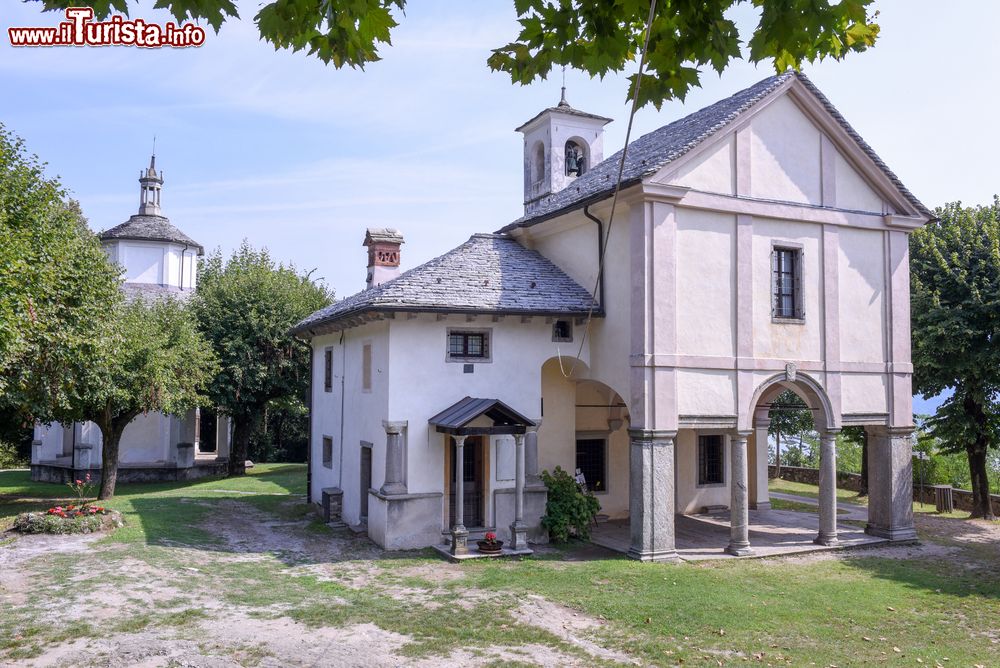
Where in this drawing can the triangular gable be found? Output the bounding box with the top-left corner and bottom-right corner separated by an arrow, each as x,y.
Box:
429,397 -> 535,435
654,73 -> 930,222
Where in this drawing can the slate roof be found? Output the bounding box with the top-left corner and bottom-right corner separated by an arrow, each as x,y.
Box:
100,214 -> 204,254
500,71 -> 932,232
516,99 -> 613,132
428,397 -> 535,434
291,233 -> 598,334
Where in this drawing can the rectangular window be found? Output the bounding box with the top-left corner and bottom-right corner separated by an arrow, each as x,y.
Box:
575,438 -> 606,492
772,247 -> 803,320
362,342 -> 372,391
552,319 -> 573,342
322,436 -> 333,468
446,329 -> 491,362
698,435 -> 724,486
323,349 -> 333,392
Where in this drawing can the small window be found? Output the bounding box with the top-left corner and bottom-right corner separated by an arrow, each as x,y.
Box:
446,329 -> 491,362
575,438 -> 606,492
552,320 -> 573,342
322,436 -> 333,468
323,349 -> 333,392
565,140 -> 586,176
698,435 -> 724,486
362,342 -> 372,391
772,247 -> 803,320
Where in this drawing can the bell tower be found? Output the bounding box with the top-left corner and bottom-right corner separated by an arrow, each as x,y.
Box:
138,153 -> 163,216
516,87 -> 612,215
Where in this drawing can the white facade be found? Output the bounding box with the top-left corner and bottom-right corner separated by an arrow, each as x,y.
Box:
305,74 -> 929,556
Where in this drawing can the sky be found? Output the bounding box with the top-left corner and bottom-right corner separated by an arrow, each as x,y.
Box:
2,1 -> 997,415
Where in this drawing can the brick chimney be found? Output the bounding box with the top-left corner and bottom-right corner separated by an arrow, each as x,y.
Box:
363,228 -> 404,289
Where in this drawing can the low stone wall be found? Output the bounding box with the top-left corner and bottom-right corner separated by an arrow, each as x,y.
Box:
768,465 -> 864,492
31,460 -> 228,485
769,464 -> 1000,515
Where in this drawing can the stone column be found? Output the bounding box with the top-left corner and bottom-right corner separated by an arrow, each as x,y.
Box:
509,433 -> 528,550
814,430 -> 840,545
216,416 -> 231,461
450,435 -> 469,555
866,426 -> 917,541
751,409 -> 771,510
380,420 -> 407,496
525,420 -> 541,487
727,432 -> 753,556
628,429 -> 678,562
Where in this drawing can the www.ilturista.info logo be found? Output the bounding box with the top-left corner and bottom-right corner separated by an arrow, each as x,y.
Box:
8,7 -> 206,48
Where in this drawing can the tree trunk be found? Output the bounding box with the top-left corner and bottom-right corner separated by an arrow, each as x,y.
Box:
967,445 -> 995,520
774,429 -> 781,478
229,415 -> 252,476
97,421 -> 127,500
858,429 -> 869,497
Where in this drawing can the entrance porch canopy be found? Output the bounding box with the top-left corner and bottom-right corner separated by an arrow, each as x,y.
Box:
428,397 -> 534,435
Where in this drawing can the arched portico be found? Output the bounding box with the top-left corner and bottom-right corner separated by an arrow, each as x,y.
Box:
734,371 -> 841,555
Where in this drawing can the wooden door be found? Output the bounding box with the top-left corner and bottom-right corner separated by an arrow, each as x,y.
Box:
449,437 -> 484,528
360,446 -> 372,521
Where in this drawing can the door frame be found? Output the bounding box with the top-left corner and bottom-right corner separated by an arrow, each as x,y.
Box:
443,435 -> 490,529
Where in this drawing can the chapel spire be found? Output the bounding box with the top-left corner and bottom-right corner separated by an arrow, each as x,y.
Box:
138,152 -> 164,216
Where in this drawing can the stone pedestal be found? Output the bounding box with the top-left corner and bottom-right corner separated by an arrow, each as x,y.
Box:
216,416 -> 231,461
75,442 -> 94,470
380,420 -> 408,496
176,442 -> 195,469
726,433 -> 754,556
31,440 -> 43,465
866,426 -> 918,541
508,433 -> 529,550
628,429 -> 679,562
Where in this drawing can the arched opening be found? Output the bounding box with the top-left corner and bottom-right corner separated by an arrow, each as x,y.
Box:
564,139 -> 588,177
537,358 -> 631,520
531,142 -> 545,187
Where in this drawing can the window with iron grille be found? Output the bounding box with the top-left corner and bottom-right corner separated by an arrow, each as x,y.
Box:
447,329 -> 491,362
322,436 -> 333,468
575,438 -> 606,492
772,246 -> 803,320
323,349 -> 333,392
698,435 -> 724,486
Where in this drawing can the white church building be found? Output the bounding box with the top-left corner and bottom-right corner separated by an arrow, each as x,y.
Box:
293,72 -> 930,560
30,157 -> 231,484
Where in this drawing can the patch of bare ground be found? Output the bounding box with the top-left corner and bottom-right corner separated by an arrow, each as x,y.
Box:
513,594 -> 640,665
0,532 -> 102,606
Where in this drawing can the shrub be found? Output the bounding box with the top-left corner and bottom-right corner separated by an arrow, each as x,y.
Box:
0,440 -> 28,469
540,466 -> 600,542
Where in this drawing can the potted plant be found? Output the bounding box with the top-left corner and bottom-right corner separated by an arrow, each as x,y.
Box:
477,531 -> 503,554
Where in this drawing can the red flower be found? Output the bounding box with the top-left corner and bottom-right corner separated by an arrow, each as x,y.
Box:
485,532 -> 497,542
75,479 -> 82,485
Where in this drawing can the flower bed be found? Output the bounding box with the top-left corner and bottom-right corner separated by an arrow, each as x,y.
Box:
12,505 -> 124,535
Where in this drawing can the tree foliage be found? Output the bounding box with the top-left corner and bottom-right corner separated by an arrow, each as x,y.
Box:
37,0 -> 880,109
0,124 -> 122,423
910,199 -> 1000,519
767,389 -> 812,471
80,297 -> 217,499
192,242 -> 332,476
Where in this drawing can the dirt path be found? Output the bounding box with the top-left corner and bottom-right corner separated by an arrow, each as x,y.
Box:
0,500 -> 630,668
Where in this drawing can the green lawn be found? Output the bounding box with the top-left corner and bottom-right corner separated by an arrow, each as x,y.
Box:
2,465 -> 998,666
768,476 -> 974,519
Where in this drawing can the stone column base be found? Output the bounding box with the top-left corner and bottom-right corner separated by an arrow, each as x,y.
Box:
725,543 -> 754,557
813,533 -> 839,546
626,547 -> 680,563
865,524 -> 917,541
450,527 -> 469,556
509,522 -> 528,551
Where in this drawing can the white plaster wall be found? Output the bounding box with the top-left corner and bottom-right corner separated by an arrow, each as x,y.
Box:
751,217 -> 823,361
675,208 -> 736,358
676,369 -> 736,416
119,411 -> 169,463
675,429 -> 731,514
309,320 -> 390,527
750,95 -> 822,205
574,380 -> 629,518
834,150 -> 884,213
668,135 -> 735,195
838,227 -> 886,364
840,373 -> 888,415
121,243 -> 163,284
521,112 -> 607,198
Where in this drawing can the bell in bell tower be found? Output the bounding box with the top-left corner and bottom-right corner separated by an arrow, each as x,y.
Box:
515,86 -> 612,215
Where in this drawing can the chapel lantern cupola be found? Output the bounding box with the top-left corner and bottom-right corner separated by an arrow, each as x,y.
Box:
138,153 -> 163,216
515,86 -> 612,215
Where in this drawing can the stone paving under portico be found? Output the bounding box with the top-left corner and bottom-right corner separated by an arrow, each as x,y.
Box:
590,501 -> 889,561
